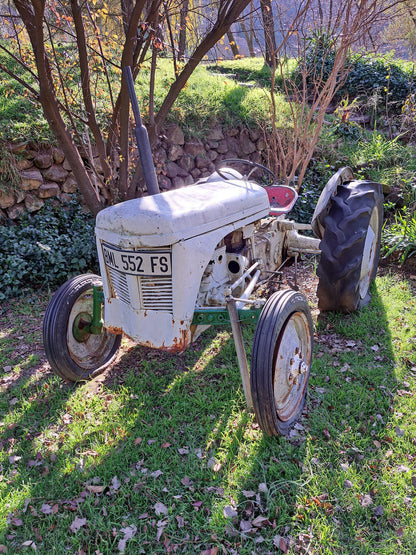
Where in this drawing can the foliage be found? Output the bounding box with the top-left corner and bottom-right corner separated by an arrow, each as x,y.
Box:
0,144 -> 21,193
383,209 -> 416,263
0,200 -> 98,301
297,32 -> 415,111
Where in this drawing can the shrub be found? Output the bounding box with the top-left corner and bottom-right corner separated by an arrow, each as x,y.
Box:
0,200 -> 98,301
383,209 -> 416,263
297,32 -> 414,111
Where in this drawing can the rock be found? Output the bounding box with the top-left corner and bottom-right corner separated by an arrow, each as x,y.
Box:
16,158 -> 33,171
165,124 -> 185,145
15,189 -> 26,204
53,147 -> 65,164
155,147 -> 167,164
178,154 -> 195,173
184,142 -> 205,157
382,182 -> 392,195
7,202 -> 26,219
227,136 -> 241,155
34,153 -> 53,169
195,155 -> 210,169
21,169 -> 43,190
249,129 -> 261,141
0,190 -> 15,209
172,175 -> 193,188
24,194 -> 44,212
256,138 -> 266,151
227,127 -> 240,137
158,175 -> 172,190
63,158 -> 72,171
0,208 -> 7,223
38,182 -> 60,198
167,144 -> 184,162
42,165 -> 68,183
62,176 -> 78,193
206,126 -> 224,141
240,131 -> 256,155
206,140 -> 219,149
208,150 -> 218,162
191,168 -> 201,179
217,140 -> 229,154
165,161 -> 180,179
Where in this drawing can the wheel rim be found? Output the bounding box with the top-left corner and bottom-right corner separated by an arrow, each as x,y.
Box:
359,205 -> 380,299
273,311 -> 312,422
67,287 -> 117,370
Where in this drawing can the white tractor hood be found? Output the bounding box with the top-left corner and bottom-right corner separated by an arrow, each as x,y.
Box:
96,179 -> 270,247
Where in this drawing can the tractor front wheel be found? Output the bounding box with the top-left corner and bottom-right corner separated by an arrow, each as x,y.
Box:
43,274 -> 122,382
316,181 -> 383,312
251,290 -> 313,437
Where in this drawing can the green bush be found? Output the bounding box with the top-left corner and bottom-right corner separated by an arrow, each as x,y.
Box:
297,32 -> 414,111
0,200 -> 98,301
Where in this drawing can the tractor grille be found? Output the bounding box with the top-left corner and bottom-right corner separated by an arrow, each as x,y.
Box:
107,266 -> 130,305
140,277 -> 173,312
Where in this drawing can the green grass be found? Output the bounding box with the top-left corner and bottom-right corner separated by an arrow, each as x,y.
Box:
1,270 -> 416,553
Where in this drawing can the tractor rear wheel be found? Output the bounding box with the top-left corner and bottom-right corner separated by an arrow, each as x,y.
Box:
43,274 -> 122,382
316,181 -> 383,312
251,290 -> 313,437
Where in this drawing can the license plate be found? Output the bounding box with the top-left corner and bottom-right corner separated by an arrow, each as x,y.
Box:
102,243 -> 172,277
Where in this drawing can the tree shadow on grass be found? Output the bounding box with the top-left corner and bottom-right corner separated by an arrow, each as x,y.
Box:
1,278 -> 412,553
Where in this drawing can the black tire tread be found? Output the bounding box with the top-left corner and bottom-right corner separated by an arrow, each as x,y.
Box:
316,181 -> 383,312
250,290 -> 313,437
43,274 -> 121,382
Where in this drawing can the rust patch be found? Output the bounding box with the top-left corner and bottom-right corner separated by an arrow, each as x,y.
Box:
141,327 -> 190,354
105,325 -> 123,335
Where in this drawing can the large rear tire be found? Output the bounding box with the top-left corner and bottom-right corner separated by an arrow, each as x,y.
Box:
316,181 -> 383,312
43,274 -> 122,382
251,290 -> 313,437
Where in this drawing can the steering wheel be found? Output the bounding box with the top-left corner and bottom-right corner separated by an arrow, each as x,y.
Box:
216,159 -> 276,186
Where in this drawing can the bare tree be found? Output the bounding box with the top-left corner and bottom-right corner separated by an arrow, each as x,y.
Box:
4,0 -> 251,214
264,0 -> 406,188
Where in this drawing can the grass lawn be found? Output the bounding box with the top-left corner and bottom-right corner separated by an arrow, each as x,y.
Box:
1,264 -> 416,554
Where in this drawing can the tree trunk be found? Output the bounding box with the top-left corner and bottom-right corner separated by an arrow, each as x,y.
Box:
178,0 -> 189,61
227,28 -> 240,57
260,0 -> 277,67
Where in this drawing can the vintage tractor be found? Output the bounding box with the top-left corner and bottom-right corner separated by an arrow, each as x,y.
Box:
43,69 -> 383,437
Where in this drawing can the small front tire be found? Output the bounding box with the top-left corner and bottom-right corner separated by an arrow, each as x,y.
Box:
43,274 -> 122,382
251,290 -> 313,437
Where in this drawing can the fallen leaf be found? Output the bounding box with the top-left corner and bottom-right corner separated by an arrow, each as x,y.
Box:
40,503 -> 52,515
199,548 -> 218,555
86,485 -> 104,494
178,447 -> 189,455
150,469 -> 163,479
252,516 -> 270,528
395,427 -> 405,437
242,490 -> 256,498
223,505 -> 238,518
323,428 -> 331,440
11,518 -> 23,526
344,480 -> 353,489
176,515 -> 185,528
111,476 -> 121,491
181,476 -> 192,486
161,442 -> 171,448
69,517 -> 87,533
273,535 -> 288,552
396,465 -> 410,473
192,501 -> 203,511
258,483 -> 268,493
373,505 -> 384,516
339,363 -> 350,373
359,494 -> 373,508
148,439 -> 156,445
373,440 -> 381,449
134,437 -> 142,445
154,502 -> 168,516
371,344 -> 380,352
118,524 -> 137,553
240,519 -> 252,532
8,455 -> 22,464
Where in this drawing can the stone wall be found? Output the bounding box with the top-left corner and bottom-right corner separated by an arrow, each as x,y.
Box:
0,124 -> 267,221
